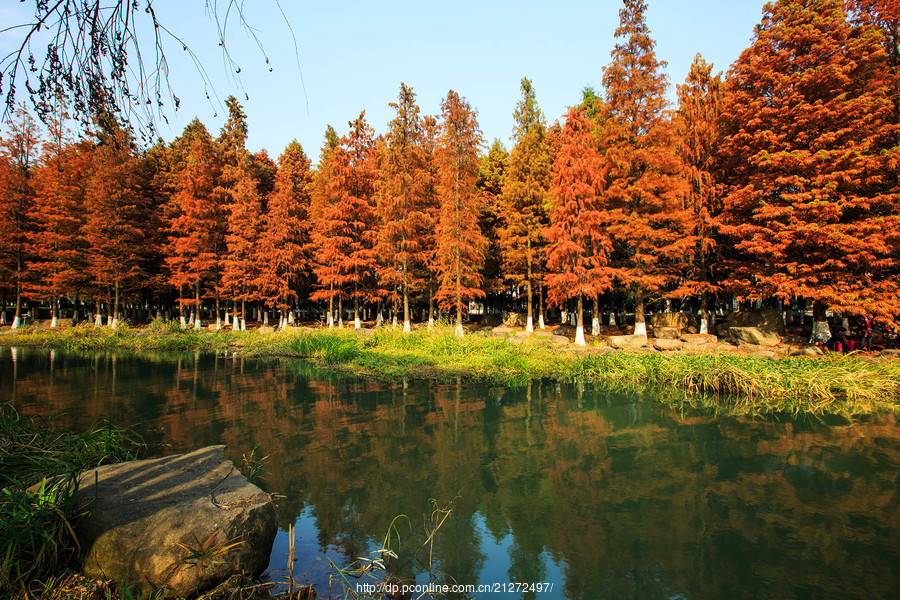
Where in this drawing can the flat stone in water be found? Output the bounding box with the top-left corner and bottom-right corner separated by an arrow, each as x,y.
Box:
73,445 -> 277,598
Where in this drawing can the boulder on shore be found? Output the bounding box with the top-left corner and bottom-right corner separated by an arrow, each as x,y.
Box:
728,326 -> 781,347
73,445 -> 277,598
606,334 -> 648,349
653,327 -> 681,340
653,338 -> 685,351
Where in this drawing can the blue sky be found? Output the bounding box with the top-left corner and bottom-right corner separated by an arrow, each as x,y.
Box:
3,1 -> 768,162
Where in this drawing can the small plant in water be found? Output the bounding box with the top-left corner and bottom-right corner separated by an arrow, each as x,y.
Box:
241,444 -> 269,485
325,500 -> 463,600
176,532 -> 243,577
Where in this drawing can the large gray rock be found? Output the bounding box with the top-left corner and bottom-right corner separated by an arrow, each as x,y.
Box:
650,312 -> 689,330
728,326 -> 781,347
682,333 -> 718,346
722,309 -> 786,335
790,346 -> 825,357
653,338 -> 685,351
653,327 -> 681,340
502,312 -> 524,327
73,445 -> 277,598
606,334 -> 648,349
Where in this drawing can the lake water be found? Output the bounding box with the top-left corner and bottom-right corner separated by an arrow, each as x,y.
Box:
2,348 -> 900,599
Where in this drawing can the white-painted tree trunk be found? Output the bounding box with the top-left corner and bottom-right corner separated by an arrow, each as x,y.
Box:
526,316 -> 534,333
288,311 -> 295,324
592,316 -> 600,336
455,322 -> 464,337
355,316 -> 361,329
215,317 -> 221,331
376,311 -> 383,327
403,319 -> 411,333
263,311 -> 269,326
575,326 -> 586,346
327,313 -> 334,328
240,318 -> 247,332
561,309 -> 568,324
194,316 -> 201,331
188,311 -> 195,327
51,316 -> 58,328
12,316 -> 20,329
699,318 -> 708,335
180,315 -> 187,329
392,315 -> 398,329
634,321 -> 647,336
428,316 -> 434,328
232,315 -> 239,331
96,314 -> 104,327
609,312 -> 616,326
224,312 -> 230,326
538,314 -> 545,329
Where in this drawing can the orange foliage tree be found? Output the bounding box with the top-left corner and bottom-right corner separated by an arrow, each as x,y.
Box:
27,109 -> 89,327
310,114 -> 379,329
674,54 -> 724,334
601,0 -> 692,335
82,124 -> 154,327
0,107 -> 40,328
497,77 -> 551,333
376,83 -> 430,332
434,90 -> 486,337
221,167 -> 262,330
545,109 -> 612,346
718,0 -> 900,338
165,122 -> 223,329
257,140 -> 312,329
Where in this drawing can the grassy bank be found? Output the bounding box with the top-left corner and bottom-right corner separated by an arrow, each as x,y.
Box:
0,405 -> 143,597
3,322 -> 900,416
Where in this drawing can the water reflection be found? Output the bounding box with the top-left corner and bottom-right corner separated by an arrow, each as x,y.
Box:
2,348 -> 900,599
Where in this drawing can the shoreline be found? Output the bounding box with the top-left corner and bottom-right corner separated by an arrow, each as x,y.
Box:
2,321 -> 899,417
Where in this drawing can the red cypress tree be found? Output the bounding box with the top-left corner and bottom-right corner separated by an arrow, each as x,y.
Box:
434,90 -> 487,337
545,109 -> 613,346
257,140 -> 313,328
310,114 -> 379,329
375,83 -> 430,332
601,0 -> 692,335
0,106 -> 40,329
674,54 -> 724,334
498,77 -> 552,333
27,109 -> 89,327
82,124 -> 151,327
221,166 -> 262,330
718,0 -> 900,337
165,123 -> 223,329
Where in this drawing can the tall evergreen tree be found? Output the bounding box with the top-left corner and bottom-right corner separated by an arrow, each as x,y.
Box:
498,78 -> 551,332
601,0 -> 692,335
165,122 -> 222,329
545,109 -> 612,346
376,83 -> 429,332
258,140 -> 313,328
718,0 -> 900,337
674,54 -> 724,334
310,114 -> 379,329
434,90 -> 486,337
27,108 -> 88,327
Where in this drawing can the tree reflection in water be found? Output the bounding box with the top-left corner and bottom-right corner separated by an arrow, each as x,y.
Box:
3,348 -> 900,600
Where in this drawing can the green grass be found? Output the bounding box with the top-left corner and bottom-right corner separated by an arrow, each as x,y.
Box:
3,322 -> 900,416
0,405 -> 144,596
